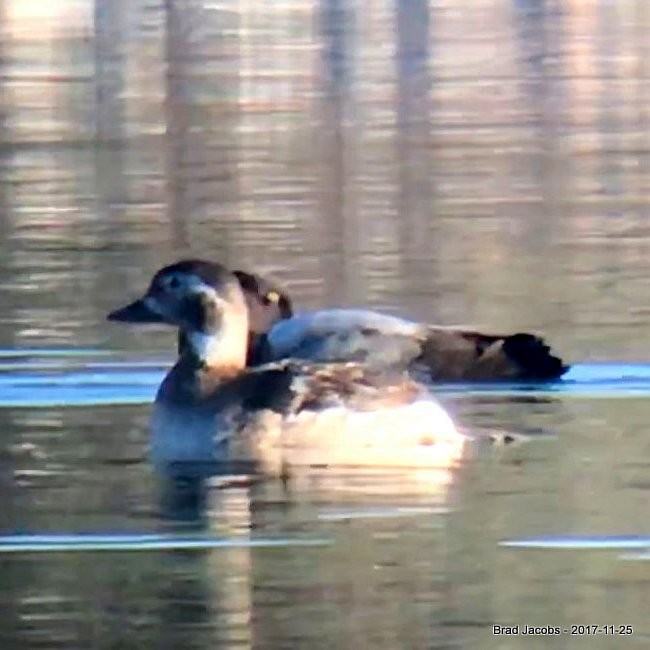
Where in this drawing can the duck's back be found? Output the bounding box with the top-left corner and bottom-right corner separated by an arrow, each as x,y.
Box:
261,309 -> 569,382
264,309 -> 427,366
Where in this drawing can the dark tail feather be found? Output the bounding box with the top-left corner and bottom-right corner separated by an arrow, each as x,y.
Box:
502,333 -> 570,381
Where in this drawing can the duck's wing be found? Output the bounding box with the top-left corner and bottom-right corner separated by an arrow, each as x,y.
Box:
261,309 -> 428,367
203,360 -> 462,475
218,360 -> 426,418
418,327 -> 569,381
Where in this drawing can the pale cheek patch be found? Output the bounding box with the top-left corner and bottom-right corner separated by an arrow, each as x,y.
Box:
188,332 -> 221,362
181,286 -> 224,333
200,296 -> 221,332
144,296 -> 164,316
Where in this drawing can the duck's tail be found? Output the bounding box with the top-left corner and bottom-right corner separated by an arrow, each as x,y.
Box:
500,332 -> 570,381
418,327 -> 570,382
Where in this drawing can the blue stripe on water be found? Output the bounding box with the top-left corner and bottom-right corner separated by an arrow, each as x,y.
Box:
1,360 -> 650,407
0,533 -> 331,553
437,363 -> 650,398
0,348 -> 113,358
500,536 -> 650,550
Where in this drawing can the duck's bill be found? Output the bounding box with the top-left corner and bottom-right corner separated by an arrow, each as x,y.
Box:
107,299 -> 165,324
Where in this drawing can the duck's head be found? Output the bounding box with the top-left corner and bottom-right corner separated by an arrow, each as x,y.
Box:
108,260 -> 249,368
108,260 -> 246,329
232,269 -> 293,334
108,264 -> 292,336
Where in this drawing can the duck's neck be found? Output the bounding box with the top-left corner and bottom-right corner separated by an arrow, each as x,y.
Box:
247,333 -> 272,366
183,311 -> 249,373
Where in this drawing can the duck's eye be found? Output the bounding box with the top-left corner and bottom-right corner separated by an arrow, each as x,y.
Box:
263,291 -> 279,306
167,276 -> 180,290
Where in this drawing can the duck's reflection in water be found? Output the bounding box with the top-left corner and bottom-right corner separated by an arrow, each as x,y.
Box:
157,460 -> 262,526
154,487 -> 255,650
153,448 -> 466,650
156,435 -> 467,526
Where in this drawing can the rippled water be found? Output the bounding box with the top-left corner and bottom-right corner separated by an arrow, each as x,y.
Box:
1,352 -> 649,648
2,1 -> 650,648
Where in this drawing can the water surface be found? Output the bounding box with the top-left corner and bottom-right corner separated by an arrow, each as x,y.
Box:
1,1 -> 650,648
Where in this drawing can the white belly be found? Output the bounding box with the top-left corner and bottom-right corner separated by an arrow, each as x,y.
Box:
149,397 -> 466,477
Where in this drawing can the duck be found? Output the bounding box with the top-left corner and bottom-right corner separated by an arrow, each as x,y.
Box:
185,269 -> 570,382
111,268 -> 292,366
107,260 -> 465,477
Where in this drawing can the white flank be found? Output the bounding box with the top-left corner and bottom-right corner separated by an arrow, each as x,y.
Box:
150,397 -> 466,476
277,399 -> 466,469
267,309 -> 424,357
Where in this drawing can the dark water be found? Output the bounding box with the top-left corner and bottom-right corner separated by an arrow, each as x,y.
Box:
1,1 -> 650,648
